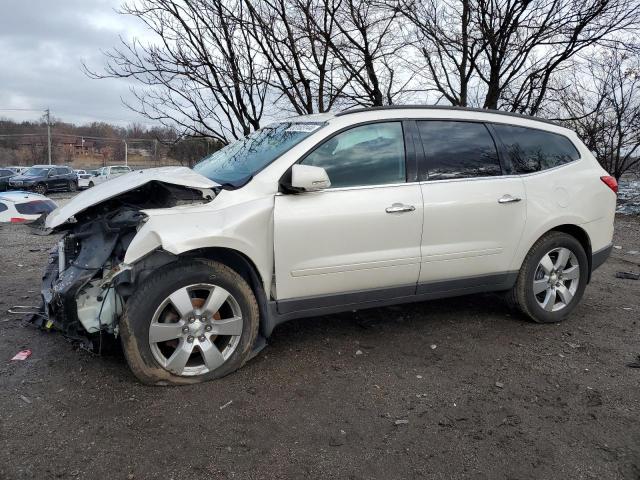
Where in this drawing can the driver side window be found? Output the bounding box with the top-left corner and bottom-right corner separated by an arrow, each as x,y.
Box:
301,122 -> 406,188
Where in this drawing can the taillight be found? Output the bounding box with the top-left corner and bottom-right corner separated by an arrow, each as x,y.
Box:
10,217 -> 26,223
600,176 -> 618,194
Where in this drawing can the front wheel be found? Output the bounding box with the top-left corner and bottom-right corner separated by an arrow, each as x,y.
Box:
120,259 -> 260,385
508,232 -> 588,323
33,183 -> 47,195
88,181 -> 94,188
68,181 -> 77,192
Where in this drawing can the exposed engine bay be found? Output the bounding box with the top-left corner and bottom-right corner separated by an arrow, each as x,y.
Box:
33,180 -> 214,351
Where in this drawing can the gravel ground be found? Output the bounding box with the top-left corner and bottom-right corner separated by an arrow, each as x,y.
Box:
1,193 -> 639,480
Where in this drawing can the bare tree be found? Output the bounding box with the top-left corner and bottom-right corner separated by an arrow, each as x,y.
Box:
318,0 -> 409,106
85,0 -> 269,144
557,51 -> 640,180
401,0 -> 640,114
242,0 -> 350,114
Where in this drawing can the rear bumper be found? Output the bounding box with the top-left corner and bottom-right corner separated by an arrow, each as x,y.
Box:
592,243 -> 612,272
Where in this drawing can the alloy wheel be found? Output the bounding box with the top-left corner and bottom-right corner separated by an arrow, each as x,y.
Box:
148,283 -> 243,376
533,247 -> 580,312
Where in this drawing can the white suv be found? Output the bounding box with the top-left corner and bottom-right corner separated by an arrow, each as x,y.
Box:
40,106 -> 616,385
88,165 -> 132,187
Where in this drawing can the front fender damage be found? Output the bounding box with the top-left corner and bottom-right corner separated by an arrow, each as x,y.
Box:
33,180 -> 213,351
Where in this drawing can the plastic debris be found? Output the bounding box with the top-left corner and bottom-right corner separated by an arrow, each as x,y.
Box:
616,271 -> 640,280
19,395 -> 31,404
495,381 -> 505,389
394,419 -> 409,425
355,350 -> 363,355
11,350 -> 32,361
219,400 -> 233,410
626,355 -> 640,369
430,344 -> 437,350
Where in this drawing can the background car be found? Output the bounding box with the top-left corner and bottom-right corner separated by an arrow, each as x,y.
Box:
0,191 -> 58,223
0,168 -> 16,191
88,165 -> 132,187
76,169 -> 96,189
8,165 -> 78,194
6,166 -> 27,175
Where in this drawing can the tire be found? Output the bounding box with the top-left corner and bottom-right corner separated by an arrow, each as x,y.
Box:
68,181 -> 77,192
88,181 -> 94,188
34,183 -> 47,195
508,231 -> 589,323
120,259 -> 260,385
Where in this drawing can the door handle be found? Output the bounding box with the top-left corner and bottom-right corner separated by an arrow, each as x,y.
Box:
386,203 -> 415,213
498,194 -> 522,204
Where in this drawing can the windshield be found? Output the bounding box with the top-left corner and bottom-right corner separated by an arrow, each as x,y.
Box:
24,167 -> 50,176
193,122 -> 325,186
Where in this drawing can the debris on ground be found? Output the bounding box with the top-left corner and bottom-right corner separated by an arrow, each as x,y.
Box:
394,419 -> 409,425
11,349 -> 32,361
616,271 -> 640,280
495,381 -> 505,389
19,395 -> 31,404
626,355 -> 640,369
355,349 -> 363,355
430,344 -> 437,350
219,400 -> 233,410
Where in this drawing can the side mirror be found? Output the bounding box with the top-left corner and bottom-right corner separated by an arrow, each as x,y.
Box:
289,164 -> 331,192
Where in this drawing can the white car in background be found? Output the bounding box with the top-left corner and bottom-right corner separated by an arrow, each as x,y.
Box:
38,106 -> 616,385
88,165 -> 132,187
76,170 -> 97,189
0,191 -> 57,223
6,166 -> 27,175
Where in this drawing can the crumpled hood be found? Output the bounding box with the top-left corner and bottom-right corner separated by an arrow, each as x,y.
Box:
45,166 -> 218,229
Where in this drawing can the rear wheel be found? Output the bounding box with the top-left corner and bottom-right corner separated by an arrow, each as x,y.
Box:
34,183 -> 47,195
120,259 -> 259,385
508,232 -> 588,323
68,181 -> 77,192
88,181 -> 94,188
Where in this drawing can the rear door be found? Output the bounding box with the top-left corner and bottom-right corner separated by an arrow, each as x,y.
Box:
416,120 -> 527,289
274,121 -> 424,304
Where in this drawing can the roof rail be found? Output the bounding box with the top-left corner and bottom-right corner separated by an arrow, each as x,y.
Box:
335,105 -> 560,126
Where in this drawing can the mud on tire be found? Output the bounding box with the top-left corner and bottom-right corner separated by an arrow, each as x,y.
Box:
120,259 -> 260,385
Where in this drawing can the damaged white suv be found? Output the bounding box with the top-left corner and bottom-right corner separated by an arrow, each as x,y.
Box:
38,106 -> 616,385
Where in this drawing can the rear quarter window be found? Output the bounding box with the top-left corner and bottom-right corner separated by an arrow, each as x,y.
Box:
15,200 -> 57,215
491,124 -> 580,174
0,202 -> 7,213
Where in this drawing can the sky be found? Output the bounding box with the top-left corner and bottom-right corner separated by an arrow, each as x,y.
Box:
0,0 -> 156,127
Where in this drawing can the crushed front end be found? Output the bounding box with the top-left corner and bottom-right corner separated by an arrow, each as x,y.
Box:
32,177 -> 215,351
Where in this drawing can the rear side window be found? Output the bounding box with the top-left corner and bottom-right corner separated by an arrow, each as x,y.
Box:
0,169 -> 12,176
417,121 -> 501,180
54,167 -> 67,175
111,166 -> 131,174
15,200 -> 57,215
301,122 -> 406,188
491,125 -> 580,173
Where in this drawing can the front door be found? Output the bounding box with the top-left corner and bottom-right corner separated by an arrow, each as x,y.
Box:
274,121 -> 424,303
415,120 -> 527,287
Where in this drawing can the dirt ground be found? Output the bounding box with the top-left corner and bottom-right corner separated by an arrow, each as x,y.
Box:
1,192 -> 639,480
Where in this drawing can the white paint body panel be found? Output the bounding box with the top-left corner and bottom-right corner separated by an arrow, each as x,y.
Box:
113,108 -> 615,303
273,184 -> 423,299
419,176 -> 527,281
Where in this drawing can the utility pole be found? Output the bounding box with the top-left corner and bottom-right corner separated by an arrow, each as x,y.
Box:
154,138 -> 158,167
124,139 -> 128,166
45,108 -> 52,165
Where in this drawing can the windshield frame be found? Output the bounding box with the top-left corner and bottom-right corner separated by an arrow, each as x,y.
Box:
193,121 -> 327,189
